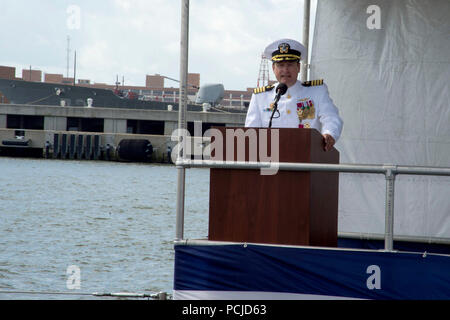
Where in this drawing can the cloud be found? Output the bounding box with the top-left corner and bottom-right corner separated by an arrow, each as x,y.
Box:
1,0 -> 308,91
188,0 -> 303,89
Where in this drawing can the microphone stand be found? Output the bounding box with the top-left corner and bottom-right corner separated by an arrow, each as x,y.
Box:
268,83 -> 288,128
268,96 -> 281,128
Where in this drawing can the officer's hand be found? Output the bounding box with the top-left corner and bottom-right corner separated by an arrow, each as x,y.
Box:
323,134 -> 335,151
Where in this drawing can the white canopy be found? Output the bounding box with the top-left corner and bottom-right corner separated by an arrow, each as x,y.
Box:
310,0 -> 450,239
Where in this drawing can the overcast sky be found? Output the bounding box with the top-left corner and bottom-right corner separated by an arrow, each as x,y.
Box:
0,0 -> 316,91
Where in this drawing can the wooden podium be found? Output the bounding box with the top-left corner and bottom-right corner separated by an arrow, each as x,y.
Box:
208,127 -> 339,247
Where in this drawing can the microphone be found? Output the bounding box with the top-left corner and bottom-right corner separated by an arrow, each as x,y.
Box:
274,83 -> 288,102
268,83 -> 288,128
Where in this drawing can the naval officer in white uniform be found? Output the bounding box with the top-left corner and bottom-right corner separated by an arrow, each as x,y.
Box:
245,38 -> 343,151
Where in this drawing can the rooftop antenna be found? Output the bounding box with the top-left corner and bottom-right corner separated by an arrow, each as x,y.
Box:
257,53 -> 270,87
115,74 -> 120,89
66,35 -> 71,78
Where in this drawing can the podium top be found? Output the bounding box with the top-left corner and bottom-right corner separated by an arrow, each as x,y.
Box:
211,127 -> 339,164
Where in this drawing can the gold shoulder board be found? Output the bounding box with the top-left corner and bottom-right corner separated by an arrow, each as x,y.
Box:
253,85 -> 275,94
302,79 -> 324,87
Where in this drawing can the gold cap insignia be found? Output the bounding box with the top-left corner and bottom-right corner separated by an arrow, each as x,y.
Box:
279,43 -> 290,54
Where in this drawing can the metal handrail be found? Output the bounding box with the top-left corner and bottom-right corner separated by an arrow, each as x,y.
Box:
175,159 -> 450,251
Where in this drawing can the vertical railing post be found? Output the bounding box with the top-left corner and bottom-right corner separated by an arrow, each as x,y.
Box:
175,0 -> 189,241
384,166 -> 397,251
301,0 -> 310,82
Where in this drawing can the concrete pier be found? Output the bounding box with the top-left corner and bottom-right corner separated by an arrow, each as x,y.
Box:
0,128 -> 175,162
0,103 -> 245,162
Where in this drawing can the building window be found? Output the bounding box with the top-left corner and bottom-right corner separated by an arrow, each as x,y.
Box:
126,120 -> 164,135
6,115 -> 44,130
67,117 -> 104,132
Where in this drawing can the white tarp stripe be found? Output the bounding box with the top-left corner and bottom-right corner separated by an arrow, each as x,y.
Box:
173,290 -> 363,300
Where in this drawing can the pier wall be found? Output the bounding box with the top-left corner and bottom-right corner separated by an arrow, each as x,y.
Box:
0,103 -> 245,162
0,128 -> 174,162
0,104 -> 245,129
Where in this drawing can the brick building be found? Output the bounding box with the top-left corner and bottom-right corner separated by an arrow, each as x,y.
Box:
44,73 -> 63,83
0,66 -> 16,80
22,69 -> 42,82
1,64 -> 252,108
145,74 -> 165,88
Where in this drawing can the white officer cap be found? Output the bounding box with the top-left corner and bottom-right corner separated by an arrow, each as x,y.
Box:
263,38 -> 306,62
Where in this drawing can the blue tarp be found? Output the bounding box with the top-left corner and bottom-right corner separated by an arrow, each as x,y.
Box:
174,243 -> 450,299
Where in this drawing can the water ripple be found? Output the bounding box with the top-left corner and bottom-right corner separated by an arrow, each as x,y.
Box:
0,158 -> 209,299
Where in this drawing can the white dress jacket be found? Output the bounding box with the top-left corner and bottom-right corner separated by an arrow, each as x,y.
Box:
245,80 -> 343,141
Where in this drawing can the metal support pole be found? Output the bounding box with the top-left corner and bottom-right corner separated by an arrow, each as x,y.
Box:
175,0 -> 189,241
73,50 -> 77,86
301,0 -> 310,82
384,166 -> 397,251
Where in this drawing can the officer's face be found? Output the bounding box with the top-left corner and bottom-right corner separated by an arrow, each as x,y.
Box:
272,61 -> 300,87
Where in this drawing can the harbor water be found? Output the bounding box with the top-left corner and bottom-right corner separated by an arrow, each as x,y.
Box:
0,157 -> 210,299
